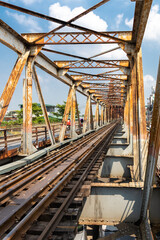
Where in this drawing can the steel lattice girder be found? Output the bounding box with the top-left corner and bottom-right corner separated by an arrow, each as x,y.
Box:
21,31 -> 132,45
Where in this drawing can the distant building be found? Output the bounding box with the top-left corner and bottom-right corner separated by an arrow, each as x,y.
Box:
19,104 -> 56,116
4,110 -> 18,121
146,86 -> 155,126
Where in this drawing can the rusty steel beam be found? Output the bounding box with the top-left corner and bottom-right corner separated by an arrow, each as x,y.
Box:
22,32 -> 130,45
22,57 -> 36,155
0,51 -> 30,125
95,102 -> 100,129
83,95 -> 93,133
71,74 -> 128,81
54,60 -> 129,69
33,67 -> 55,145
0,19 -> 28,53
70,85 -> 78,139
59,87 -> 72,142
140,59 -> 160,223
132,0 -> 153,51
100,105 -> 104,126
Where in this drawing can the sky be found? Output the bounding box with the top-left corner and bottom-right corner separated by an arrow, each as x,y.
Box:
0,0 -> 160,115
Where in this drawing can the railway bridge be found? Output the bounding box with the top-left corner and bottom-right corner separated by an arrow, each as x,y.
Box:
0,0 -> 160,239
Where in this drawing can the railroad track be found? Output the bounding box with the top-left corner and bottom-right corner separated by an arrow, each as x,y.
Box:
0,122 -> 118,240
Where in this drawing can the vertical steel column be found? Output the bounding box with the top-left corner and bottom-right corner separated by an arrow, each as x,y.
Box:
88,95 -> 93,131
110,105 -> 113,122
140,60 -> 160,223
137,49 -> 147,178
75,94 -> 81,134
100,105 -> 104,126
70,85 -> 77,139
107,107 -> 110,123
124,86 -> 130,143
59,87 -> 72,142
95,102 -> 100,129
0,51 -> 30,124
33,66 -> 55,145
83,95 -> 93,133
22,57 -> 36,155
130,56 -> 140,181
104,106 -> 107,124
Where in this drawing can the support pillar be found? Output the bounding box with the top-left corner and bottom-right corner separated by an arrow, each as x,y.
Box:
137,49 -> 147,179
83,95 -> 93,133
107,107 -> 109,123
70,85 -> 78,139
100,105 -> 104,126
110,105 -> 113,122
59,85 -> 78,142
124,86 -> 130,143
130,56 -> 140,181
104,106 -> 107,124
22,57 -> 36,155
95,102 -> 100,129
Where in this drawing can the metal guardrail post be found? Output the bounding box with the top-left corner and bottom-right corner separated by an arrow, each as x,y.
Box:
4,130 -> 7,151
45,127 -> 47,145
35,127 -> 38,147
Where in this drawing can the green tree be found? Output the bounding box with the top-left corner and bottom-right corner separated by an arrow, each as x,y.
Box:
16,103 -> 43,124
54,101 -> 66,119
54,101 -> 80,120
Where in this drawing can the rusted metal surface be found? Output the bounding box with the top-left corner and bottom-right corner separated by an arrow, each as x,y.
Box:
0,1 -> 156,238
95,102 -> 100,129
22,57 -> 35,155
55,60 -> 129,69
22,31 -> 131,45
132,0 -> 153,51
140,60 -> 160,222
0,51 -> 30,125
83,95 -> 93,133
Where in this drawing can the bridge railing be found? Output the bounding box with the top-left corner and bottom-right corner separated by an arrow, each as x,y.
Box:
0,123 -> 62,156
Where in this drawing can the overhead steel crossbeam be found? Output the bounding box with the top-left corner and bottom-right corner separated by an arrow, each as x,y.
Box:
71,74 -> 128,80
21,31 -> 132,45
132,0 -> 153,51
54,60 -> 129,69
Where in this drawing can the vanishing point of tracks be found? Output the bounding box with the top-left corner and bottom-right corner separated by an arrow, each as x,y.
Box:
0,122 -> 118,240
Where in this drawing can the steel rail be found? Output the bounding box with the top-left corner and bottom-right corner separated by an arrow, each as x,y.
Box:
0,126 -> 103,197
37,123 -> 117,240
2,122 -> 118,240
0,124 -> 114,238
0,127 -> 96,185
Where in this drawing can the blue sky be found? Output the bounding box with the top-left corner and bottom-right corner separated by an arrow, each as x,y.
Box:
0,0 -> 160,114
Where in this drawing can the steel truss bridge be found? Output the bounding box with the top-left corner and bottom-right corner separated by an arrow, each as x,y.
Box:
0,0 -> 160,239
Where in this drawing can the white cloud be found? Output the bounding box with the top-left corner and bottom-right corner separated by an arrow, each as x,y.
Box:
116,14 -> 123,28
125,17 -> 133,29
144,4 -> 160,43
125,4 -> 160,44
6,10 -> 42,32
11,0 -> 41,5
144,74 -> 156,102
49,2 -> 108,32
